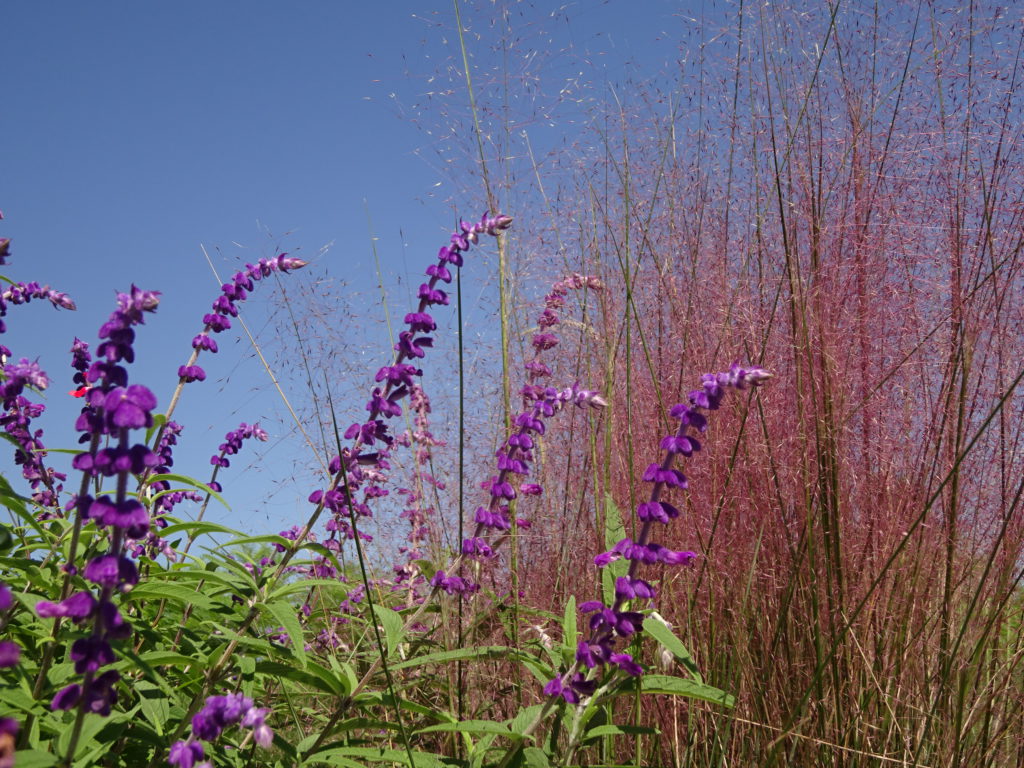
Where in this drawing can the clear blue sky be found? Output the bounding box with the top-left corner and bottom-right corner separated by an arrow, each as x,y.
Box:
1,1 -> 704,540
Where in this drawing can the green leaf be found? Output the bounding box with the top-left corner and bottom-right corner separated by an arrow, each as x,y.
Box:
137,650 -> 206,670
584,724 -> 659,738
146,411 -> 168,444
370,603 -> 404,657
629,674 -> 735,707
389,645 -> 514,671
561,595 -> 577,665
416,719 -> 519,737
225,534 -> 290,549
310,747 -> 446,768
255,660 -> 349,697
124,582 -> 212,610
642,615 -> 702,680
521,746 -> 551,768
58,709 -> 108,759
262,599 -> 307,668
159,520 -> 238,538
0,684 -> 42,714
509,703 -> 546,739
10,751 -> 58,768
136,681 -> 170,735
602,494 -> 629,605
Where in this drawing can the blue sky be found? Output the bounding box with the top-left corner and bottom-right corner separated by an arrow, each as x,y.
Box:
1,1 -> 704,540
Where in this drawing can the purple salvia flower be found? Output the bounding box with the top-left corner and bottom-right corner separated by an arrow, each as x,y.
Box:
545,362 -> 772,703
176,254 -> 307,388
47,290 -> 165,720
170,693 -> 273,765
305,213 -> 511,550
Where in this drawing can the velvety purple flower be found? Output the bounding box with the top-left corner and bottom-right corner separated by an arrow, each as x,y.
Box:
0,717 -> 17,768
532,333 -> 558,351
87,496 -> 150,537
461,537 -> 494,559
0,641 -> 20,668
610,652 -> 643,676
543,676 -> 579,704
474,506 -> 511,530
81,670 -> 120,716
203,313 -> 231,333
636,500 -> 680,524
404,312 -> 436,333
191,334 -> 218,352
105,384 -> 157,429
70,636 -> 115,674
36,591 -> 97,619
51,684 -> 82,711
2,359 -> 49,400
242,708 -> 273,748
0,582 -> 11,611
168,741 -> 205,768
177,365 -> 206,383
84,554 -> 139,590
430,570 -> 479,596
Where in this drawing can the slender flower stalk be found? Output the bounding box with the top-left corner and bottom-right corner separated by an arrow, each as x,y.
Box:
35,287 -> 162,760
0,359 -> 67,516
0,281 -> 76,334
307,213 -> 513,553
431,273 -> 605,595
542,363 -> 772,704
172,213 -> 513,761
159,254 -> 308,431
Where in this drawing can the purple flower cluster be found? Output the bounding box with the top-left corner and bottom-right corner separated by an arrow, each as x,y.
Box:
306,213 -> 512,549
181,254 -> 308,385
168,693 -> 272,767
0,281 -> 76,334
210,422 -> 268,469
522,273 -> 603,400
0,228 -> 78,517
0,359 -> 67,515
431,383 -> 607,596
544,363 -> 773,704
431,273 -> 605,596
38,288 -> 163,717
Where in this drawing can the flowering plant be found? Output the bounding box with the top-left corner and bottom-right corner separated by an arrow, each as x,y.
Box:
0,209 -> 766,767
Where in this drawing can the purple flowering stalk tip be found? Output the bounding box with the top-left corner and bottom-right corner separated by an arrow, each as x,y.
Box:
174,254 -> 308,393
545,362 -> 772,704
300,213 -> 511,554
431,273 -> 606,598
36,288 -> 164,725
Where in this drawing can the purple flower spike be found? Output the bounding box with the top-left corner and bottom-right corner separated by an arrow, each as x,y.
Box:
547,363 -> 772,704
